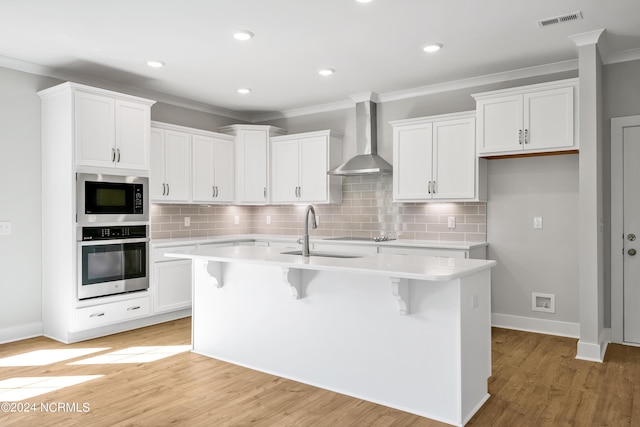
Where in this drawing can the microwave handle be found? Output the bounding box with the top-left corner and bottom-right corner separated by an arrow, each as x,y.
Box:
79,237 -> 149,246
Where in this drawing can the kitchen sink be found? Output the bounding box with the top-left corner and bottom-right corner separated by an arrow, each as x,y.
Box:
280,250 -> 364,259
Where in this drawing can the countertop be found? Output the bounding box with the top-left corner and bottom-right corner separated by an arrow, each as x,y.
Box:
152,234 -> 488,251
166,245 -> 496,282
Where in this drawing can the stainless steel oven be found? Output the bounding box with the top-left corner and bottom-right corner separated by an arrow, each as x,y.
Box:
77,225 -> 149,300
77,173 -> 148,224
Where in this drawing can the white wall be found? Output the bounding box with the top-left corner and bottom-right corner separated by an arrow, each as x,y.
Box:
0,68 -> 58,341
487,155 -> 579,334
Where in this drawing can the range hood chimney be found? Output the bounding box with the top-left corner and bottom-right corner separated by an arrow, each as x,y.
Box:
327,94 -> 392,176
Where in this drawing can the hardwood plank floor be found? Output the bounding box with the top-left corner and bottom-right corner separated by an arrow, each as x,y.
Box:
0,318 -> 638,426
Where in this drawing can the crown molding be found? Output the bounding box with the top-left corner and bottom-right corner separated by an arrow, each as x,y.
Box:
252,99 -> 353,122
0,55 -> 252,122
604,47 -> 640,65
569,29 -> 605,47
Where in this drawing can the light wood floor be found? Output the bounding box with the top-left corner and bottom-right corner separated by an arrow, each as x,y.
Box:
1,318 -> 639,426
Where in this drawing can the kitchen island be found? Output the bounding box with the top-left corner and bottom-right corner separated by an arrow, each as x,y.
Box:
168,246 -> 496,427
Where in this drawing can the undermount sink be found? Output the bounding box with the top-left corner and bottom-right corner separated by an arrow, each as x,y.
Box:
280,250 -> 364,259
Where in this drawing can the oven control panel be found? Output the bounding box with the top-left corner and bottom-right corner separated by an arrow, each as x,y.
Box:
81,225 -> 147,241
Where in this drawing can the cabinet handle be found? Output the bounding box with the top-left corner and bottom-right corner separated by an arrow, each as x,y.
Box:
116,148 -> 121,163
111,148 -> 116,162
127,305 -> 141,311
167,183 -> 170,196
518,129 -> 523,145
264,187 -> 267,198
212,186 -> 215,198
433,181 -> 437,194
524,129 -> 529,144
162,183 -> 166,196
90,312 -> 105,318
215,186 -> 219,198
428,181 -> 432,194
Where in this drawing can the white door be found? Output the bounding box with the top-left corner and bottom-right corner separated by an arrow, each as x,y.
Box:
163,130 -> 191,202
271,139 -> 300,203
213,138 -> 235,202
298,135 -> 327,202
524,87 -> 574,151
149,128 -> 166,200
74,90 -> 115,168
239,130 -> 268,203
476,94 -> 522,154
433,118 -> 475,200
623,124 -> 640,343
115,99 -> 150,170
392,123 -> 433,200
192,134 -> 215,202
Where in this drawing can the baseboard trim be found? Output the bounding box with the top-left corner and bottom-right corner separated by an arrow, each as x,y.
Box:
0,322 -> 43,344
576,328 -> 611,362
492,313 -> 580,338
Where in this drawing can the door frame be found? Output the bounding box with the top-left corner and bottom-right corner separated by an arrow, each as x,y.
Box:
611,115 -> 640,344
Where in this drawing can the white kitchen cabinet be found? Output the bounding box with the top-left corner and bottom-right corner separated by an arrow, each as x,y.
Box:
391,112 -> 485,202
270,130 -> 342,204
72,296 -> 151,332
192,132 -> 235,203
150,126 -> 191,202
218,124 -> 286,204
74,87 -> 153,171
152,244 -> 196,313
473,78 -> 579,156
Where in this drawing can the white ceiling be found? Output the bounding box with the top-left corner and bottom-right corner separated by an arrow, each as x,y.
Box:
2,0 -> 640,119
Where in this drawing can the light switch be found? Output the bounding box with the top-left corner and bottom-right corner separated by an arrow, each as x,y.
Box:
184,217 -> 190,227
0,221 -> 11,235
447,216 -> 456,228
533,216 -> 543,229
234,215 -> 240,225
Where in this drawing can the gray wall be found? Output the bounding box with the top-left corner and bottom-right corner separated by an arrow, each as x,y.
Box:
0,67 -> 59,339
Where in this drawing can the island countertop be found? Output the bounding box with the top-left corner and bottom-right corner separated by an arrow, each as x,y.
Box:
166,245 -> 496,282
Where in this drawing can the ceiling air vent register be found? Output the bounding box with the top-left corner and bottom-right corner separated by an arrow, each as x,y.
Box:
537,11 -> 583,28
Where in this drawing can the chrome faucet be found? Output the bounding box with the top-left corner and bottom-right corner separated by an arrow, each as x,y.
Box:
301,204 -> 317,257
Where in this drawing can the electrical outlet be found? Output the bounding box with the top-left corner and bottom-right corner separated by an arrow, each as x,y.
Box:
316,216 -> 320,225
447,216 -> 455,228
0,221 -> 11,235
533,216 -> 543,229
266,215 -> 271,225
184,217 -> 190,227
234,215 -> 240,225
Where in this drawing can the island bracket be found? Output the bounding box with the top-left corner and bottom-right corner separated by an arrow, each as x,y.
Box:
390,277 -> 410,315
198,259 -> 223,288
281,267 -> 302,299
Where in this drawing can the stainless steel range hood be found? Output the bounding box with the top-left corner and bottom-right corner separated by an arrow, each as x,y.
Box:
327,99 -> 392,176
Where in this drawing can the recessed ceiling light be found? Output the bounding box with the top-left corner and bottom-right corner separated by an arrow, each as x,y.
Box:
318,68 -> 335,76
355,0 -> 373,3
237,88 -> 251,94
233,30 -> 254,41
146,60 -> 165,68
423,43 -> 443,53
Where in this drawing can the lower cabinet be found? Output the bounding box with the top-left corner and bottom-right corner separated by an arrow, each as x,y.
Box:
154,260 -> 193,313
72,296 -> 151,332
378,245 -> 486,259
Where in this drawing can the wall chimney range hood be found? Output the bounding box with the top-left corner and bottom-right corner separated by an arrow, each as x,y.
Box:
327,94 -> 392,176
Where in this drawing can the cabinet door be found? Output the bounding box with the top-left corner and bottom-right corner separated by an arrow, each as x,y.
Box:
271,139 -> 300,203
150,128 -> 166,200
298,136 -> 328,202
213,138 -> 235,202
432,118 -> 475,199
524,87 -> 574,151
154,260 -> 192,313
163,130 -> 191,202
192,134 -> 215,202
476,95 -> 523,154
115,99 -> 150,170
237,130 -> 268,203
75,90 -> 115,168
393,123 -> 433,200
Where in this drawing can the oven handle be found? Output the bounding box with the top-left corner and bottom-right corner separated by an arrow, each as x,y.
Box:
78,238 -> 149,246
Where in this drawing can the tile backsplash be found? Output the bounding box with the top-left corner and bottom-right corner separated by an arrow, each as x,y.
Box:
151,175 -> 486,242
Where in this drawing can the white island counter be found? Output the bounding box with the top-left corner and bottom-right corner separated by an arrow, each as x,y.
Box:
168,246 -> 496,427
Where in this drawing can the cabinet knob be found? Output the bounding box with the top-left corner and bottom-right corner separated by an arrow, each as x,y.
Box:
524,129 -> 529,144
629,248 -> 637,256
628,233 -> 636,241
518,129 -> 523,145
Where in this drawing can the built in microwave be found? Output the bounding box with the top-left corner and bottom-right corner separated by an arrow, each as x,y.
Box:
77,173 -> 148,223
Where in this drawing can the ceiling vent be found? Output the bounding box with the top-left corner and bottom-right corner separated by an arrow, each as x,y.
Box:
537,11 -> 583,28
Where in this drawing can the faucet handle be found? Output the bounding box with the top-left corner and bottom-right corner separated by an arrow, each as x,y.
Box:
297,237 -> 304,245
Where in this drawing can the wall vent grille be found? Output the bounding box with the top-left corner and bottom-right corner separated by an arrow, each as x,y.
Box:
537,11 -> 583,28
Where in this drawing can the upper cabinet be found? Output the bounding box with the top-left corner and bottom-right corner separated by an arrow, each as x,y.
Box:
74,86 -> 154,171
150,122 -> 235,204
38,82 -> 155,174
150,125 -> 191,202
472,78 -> 579,157
192,132 -> 235,203
219,124 -> 286,204
391,112 -> 486,202
270,130 -> 342,204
